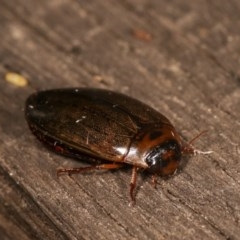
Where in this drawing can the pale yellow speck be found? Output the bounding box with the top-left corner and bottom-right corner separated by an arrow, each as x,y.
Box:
5,72 -> 28,87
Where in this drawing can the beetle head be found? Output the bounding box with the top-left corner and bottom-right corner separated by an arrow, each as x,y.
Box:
145,139 -> 182,176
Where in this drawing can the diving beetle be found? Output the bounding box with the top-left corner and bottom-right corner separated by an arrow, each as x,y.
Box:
25,88 -> 210,203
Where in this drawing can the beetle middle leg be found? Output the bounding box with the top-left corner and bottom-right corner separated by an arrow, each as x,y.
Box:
129,166 -> 138,204
57,163 -> 124,176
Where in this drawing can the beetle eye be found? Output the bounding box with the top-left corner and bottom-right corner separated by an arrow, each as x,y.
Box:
145,140 -> 181,175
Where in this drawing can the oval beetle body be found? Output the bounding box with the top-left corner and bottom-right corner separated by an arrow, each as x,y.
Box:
25,88 -> 196,203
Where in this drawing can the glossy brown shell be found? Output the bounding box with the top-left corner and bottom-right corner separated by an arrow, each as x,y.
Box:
25,88 -> 182,172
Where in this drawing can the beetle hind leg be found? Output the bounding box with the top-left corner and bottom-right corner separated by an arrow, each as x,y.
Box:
57,163 -> 124,176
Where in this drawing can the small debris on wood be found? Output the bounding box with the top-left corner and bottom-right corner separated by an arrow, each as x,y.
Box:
132,29 -> 153,42
5,72 -> 29,87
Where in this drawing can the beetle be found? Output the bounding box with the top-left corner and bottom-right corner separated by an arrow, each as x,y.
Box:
25,88 -> 210,203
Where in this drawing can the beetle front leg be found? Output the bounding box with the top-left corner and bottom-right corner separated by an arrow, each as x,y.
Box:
151,174 -> 158,189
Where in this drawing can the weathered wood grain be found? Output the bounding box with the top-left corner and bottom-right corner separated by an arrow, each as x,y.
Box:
0,0 -> 240,239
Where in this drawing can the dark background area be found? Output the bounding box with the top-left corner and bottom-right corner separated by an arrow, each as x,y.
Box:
0,1 -> 240,239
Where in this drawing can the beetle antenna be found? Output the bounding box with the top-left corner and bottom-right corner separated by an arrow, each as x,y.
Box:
188,130 -> 208,146
181,130 -> 213,155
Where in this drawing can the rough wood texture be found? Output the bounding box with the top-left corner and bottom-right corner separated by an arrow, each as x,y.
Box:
0,1 -> 240,239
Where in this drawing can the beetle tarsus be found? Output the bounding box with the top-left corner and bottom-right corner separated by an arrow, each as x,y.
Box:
129,166 -> 138,205
193,149 -> 213,155
151,174 -> 158,189
129,183 -> 136,206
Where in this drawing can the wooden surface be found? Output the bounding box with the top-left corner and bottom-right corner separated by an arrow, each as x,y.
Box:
0,1 -> 240,239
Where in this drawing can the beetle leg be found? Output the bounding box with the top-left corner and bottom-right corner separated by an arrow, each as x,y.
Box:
181,145 -> 194,155
193,149 -> 213,155
181,145 -> 213,155
57,163 -> 124,176
129,166 -> 138,204
96,163 -> 125,170
151,174 -> 158,189
181,130 -> 209,155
